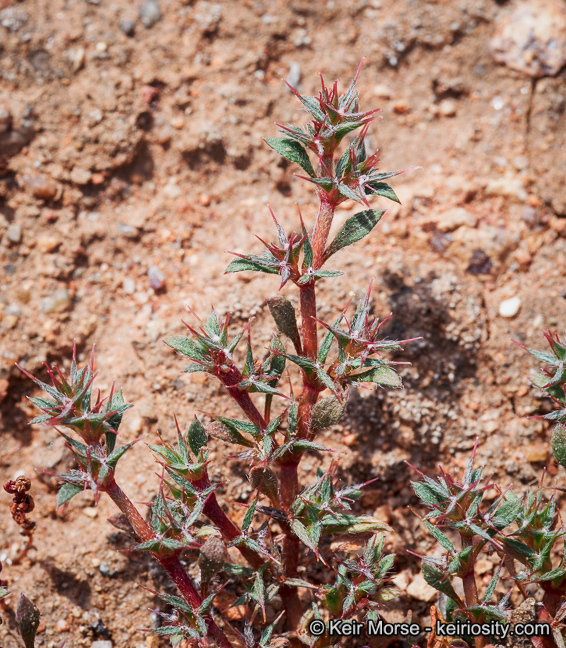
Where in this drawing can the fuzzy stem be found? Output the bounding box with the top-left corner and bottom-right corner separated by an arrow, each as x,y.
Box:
311,193 -> 335,271
278,184 -> 335,632
300,283 -> 318,361
192,474 -> 265,570
461,535 -> 485,648
279,459 -> 302,632
218,366 -> 267,429
104,479 -> 233,648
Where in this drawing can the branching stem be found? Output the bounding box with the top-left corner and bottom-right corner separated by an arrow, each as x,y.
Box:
104,478 -> 234,648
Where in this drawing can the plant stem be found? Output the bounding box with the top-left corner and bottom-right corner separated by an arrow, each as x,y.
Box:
217,366 -> 267,430
300,283 -> 318,361
311,193 -> 335,270
191,474 -> 265,570
461,536 -> 485,648
279,458 -> 303,632
104,479 -> 233,648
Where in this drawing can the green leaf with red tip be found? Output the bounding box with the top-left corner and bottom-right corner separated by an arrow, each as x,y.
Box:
264,137 -> 315,177
366,181 -> 400,203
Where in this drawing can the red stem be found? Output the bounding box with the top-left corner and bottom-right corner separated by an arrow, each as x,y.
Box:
192,474 -> 265,569
104,479 -> 233,648
277,186 -> 335,632
311,193 -> 335,270
461,536 -> 485,648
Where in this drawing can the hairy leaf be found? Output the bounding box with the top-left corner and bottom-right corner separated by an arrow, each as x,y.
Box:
323,209 -> 384,261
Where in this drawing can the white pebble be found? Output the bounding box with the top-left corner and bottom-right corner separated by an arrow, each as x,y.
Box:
499,296 -> 521,318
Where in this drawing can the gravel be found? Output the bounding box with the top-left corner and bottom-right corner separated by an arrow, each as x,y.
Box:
139,0 -> 161,28
499,296 -> 521,318
119,18 -> 136,36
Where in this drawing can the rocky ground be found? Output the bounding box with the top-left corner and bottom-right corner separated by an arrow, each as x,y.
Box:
1,0 -> 566,647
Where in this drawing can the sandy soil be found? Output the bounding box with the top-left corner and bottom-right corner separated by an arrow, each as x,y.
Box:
1,0 -> 566,646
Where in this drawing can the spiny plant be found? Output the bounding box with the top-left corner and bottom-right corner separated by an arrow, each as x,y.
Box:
411,331 -> 566,648
19,65 -> 416,647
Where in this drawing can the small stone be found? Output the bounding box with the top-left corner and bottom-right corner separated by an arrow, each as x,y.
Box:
148,266 -> 165,291
163,181 -> 182,198
116,223 -> 139,239
6,303 -> 21,317
439,99 -> 457,117
56,619 -> 70,633
91,640 -> 113,648
82,507 -> 98,519
139,0 -> 161,28
7,223 -> 22,244
0,103 -> 12,133
122,278 -> 136,294
170,116 -> 185,129
475,559 -> 493,576
343,433 -> 357,446
374,83 -> 394,99
286,61 -> 301,89
393,100 -> 409,114
154,125 -> 172,144
486,174 -> 527,201
99,563 -> 111,577
499,296 -> 521,318
37,235 -> 60,253
199,193 -> 211,206
407,574 -> 437,602
26,175 -> 58,200
70,167 -> 92,185
119,18 -> 136,36
70,46 -> 85,72
41,289 -> 71,314
437,207 -> 477,232
525,443 -> 547,463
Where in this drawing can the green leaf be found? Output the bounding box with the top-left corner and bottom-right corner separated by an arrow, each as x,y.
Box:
57,484 -> 84,507
188,417 -> 208,455
366,181 -> 400,203
166,336 -> 205,361
267,296 -> 301,353
214,418 -> 255,448
243,497 -> 258,533
423,520 -> 455,553
354,365 -> 402,388
412,480 -> 449,505
279,352 -> 317,374
291,519 -> 318,553
107,439 -> 137,470
284,578 -> 319,589
323,209 -> 384,262
337,183 -> 364,204
295,94 -> 325,121
225,255 -> 280,275
422,562 -> 462,605
552,424 -> 566,470
264,137 -> 315,177
321,514 -> 389,534
491,496 -> 522,529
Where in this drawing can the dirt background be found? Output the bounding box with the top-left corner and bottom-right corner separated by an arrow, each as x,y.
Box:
1,0 -> 566,646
